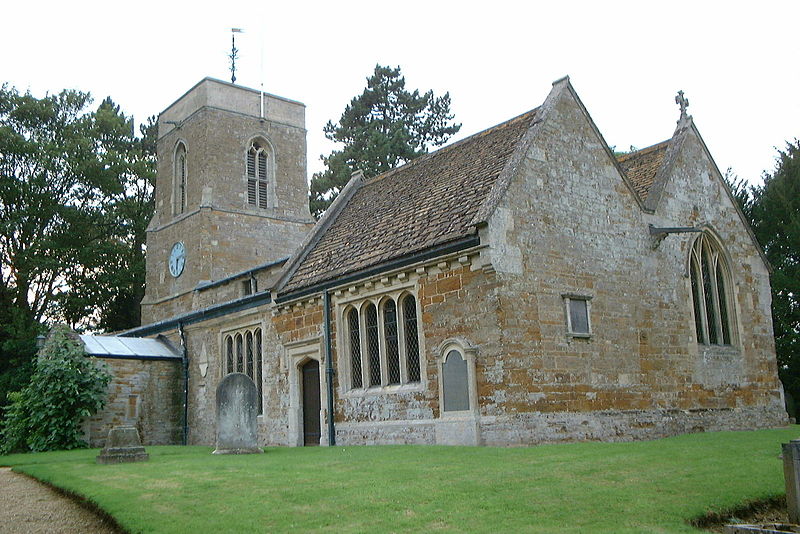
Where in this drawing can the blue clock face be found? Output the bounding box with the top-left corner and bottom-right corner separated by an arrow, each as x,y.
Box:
169,242 -> 186,278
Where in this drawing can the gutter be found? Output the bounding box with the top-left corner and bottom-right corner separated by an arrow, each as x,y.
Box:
122,291 -> 272,338
276,234 -> 480,304
194,257 -> 288,292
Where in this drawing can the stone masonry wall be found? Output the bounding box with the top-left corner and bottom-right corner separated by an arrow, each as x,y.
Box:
471,82 -> 786,444
142,80 -> 313,324
84,358 -> 182,447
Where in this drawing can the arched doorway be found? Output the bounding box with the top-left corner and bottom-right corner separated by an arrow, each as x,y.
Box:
301,359 -> 321,446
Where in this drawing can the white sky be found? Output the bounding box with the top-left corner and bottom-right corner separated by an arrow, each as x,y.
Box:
3,0 -> 799,184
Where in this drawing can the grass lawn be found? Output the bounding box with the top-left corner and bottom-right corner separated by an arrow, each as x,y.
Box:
1,427 -> 797,533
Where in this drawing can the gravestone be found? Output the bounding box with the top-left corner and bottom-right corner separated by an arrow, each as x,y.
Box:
212,373 -> 263,454
96,426 -> 149,464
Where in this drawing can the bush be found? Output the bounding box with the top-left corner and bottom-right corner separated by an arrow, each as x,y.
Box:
0,326 -> 111,453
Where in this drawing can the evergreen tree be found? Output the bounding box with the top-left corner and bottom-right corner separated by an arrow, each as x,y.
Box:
749,141 -> 800,411
309,65 -> 461,217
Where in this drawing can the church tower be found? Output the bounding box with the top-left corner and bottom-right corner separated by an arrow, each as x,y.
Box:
141,78 -> 314,324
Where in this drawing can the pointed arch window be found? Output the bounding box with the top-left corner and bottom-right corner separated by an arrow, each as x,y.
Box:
174,142 -> 187,215
223,326 -> 264,414
689,234 -> 735,346
247,140 -> 270,209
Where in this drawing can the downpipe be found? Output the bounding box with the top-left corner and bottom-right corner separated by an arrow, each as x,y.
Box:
178,322 -> 189,446
323,291 -> 336,446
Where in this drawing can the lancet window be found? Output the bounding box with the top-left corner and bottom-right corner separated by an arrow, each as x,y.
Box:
222,327 -> 263,414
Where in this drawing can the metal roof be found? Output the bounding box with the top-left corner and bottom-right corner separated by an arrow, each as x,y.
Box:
80,335 -> 182,360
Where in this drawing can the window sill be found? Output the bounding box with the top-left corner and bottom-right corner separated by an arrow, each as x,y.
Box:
342,382 -> 424,398
568,332 -> 592,339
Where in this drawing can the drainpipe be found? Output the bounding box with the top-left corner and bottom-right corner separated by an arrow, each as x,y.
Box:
323,291 -> 336,446
178,322 -> 189,446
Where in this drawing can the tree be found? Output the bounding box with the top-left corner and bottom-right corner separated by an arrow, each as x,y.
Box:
0,86 -> 155,409
309,65 -> 461,217
0,325 -> 111,453
748,141 -> 800,412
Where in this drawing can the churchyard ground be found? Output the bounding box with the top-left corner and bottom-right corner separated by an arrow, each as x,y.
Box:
1,426 -> 797,533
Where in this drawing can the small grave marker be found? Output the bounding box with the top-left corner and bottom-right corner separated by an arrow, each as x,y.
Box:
96,426 -> 149,464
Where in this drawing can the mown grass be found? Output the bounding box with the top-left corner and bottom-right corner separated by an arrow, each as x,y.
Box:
1,427 -> 797,533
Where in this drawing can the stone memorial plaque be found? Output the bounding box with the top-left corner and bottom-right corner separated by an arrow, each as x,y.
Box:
213,373 -> 263,454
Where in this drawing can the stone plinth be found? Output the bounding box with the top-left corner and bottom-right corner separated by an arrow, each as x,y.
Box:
96,426 -> 149,464
213,373 -> 263,454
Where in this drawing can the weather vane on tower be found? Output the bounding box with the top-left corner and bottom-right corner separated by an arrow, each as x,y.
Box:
230,28 -> 243,84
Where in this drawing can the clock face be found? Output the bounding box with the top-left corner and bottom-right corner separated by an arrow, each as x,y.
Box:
169,242 -> 186,278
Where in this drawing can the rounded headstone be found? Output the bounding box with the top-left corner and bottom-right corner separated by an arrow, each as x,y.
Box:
213,373 -> 263,454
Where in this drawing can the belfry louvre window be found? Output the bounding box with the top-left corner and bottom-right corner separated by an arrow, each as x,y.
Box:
689,234 -> 734,346
344,293 -> 422,390
222,327 -> 263,414
247,141 -> 269,209
174,142 -> 187,215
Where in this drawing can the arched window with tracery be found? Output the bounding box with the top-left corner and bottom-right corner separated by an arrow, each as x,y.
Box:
689,234 -> 734,345
174,142 -> 187,215
365,303 -> 381,387
247,140 -> 270,209
222,326 -> 263,414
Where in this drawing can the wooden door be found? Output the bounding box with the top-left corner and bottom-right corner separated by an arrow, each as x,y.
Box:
301,360 -> 321,446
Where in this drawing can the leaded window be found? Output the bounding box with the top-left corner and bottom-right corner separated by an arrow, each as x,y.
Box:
223,326 -> 264,414
344,292 -> 422,391
384,300 -> 401,384
347,308 -> 363,388
403,295 -> 421,383
690,234 -> 734,346
365,303 -> 381,386
247,140 -> 269,209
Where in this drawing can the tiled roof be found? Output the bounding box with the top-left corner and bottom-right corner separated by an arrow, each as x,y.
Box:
281,109 -> 540,294
617,140 -> 670,201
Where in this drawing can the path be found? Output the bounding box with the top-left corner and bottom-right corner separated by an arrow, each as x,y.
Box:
0,467 -> 120,534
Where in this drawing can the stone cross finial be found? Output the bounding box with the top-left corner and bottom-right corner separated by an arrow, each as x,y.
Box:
675,90 -> 690,122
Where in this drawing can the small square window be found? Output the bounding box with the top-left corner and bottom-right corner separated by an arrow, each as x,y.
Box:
563,295 -> 592,337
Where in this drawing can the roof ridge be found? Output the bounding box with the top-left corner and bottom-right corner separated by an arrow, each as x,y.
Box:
363,108 -> 540,186
617,139 -> 671,163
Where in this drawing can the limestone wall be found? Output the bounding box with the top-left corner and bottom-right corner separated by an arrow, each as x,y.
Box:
84,358 -> 182,447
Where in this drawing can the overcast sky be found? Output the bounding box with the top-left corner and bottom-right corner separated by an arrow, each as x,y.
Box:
3,1 -> 798,184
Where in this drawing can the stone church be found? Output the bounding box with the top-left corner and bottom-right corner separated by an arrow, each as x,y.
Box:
81,76 -> 787,447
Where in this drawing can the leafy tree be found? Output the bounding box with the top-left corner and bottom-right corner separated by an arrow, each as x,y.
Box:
309,65 -> 461,217
0,325 -> 111,453
748,141 -> 800,412
0,86 -> 154,410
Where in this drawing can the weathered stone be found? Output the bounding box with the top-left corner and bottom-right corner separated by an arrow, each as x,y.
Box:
213,373 -> 263,454
96,426 -> 149,464
783,440 -> 800,524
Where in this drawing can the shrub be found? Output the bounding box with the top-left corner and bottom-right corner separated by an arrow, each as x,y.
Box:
0,325 -> 111,453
